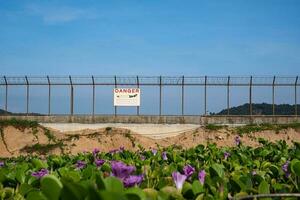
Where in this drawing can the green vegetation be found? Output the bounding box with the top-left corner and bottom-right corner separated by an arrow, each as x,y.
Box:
20,142 -> 64,155
0,118 -> 39,129
204,124 -> 226,131
0,140 -> 300,199
215,103 -> 300,115
236,123 -> 300,135
125,131 -> 136,147
105,127 -> 112,132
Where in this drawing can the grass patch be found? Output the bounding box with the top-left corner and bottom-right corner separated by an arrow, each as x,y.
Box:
21,142 -> 64,155
65,134 -> 80,141
0,118 -> 39,130
86,132 -> 99,138
105,127 -> 112,132
204,124 -> 226,131
43,129 -> 57,142
235,123 -> 300,135
124,131 -> 136,147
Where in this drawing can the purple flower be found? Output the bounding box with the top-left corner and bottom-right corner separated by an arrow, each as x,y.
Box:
282,161 -> 290,178
109,147 -> 124,155
111,161 -> 136,179
224,152 -> 230,160
151,149 -> 157,156
76,160 -> 86,169
252,171 -> 257,175
183,164 -> 195,178
31,169 -> 49,179
95,159 -> 105,167
123,174 -> 144,187
109,149 -> 119,154
198,170 -> 206,185
0,161 -> 4,167
235,136 -> 241,146
119,146 -> 125,152
162,152 -> 168,160
172,171 -> 187,190
93,148 -> 100,156
140,155 -> 145,161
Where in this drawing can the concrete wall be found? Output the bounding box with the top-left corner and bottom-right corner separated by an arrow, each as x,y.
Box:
0,115 -> 299,125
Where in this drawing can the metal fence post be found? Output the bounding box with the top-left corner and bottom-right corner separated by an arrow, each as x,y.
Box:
92,76 -> 95,117
159,76 -> 162,116
69,76 -> 74,116
137,76 -> 140,115
249,76 -> 252,115
295,76 -> 298,116
25,76 -> 29,115
272,76 -> 276,116
181,75 -> 184,116
47,76 -> 51,115
4,76 -> 8,112
114,76 -> 117,117
227,76 -> 230,115
204,76 -> 207,115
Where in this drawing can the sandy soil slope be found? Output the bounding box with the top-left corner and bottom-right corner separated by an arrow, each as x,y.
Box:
0,124 -> 300,157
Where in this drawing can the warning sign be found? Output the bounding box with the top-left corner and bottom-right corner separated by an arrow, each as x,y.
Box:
114,88 -> 140,106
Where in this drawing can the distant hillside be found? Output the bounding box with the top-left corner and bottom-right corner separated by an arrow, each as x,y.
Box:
0,109 -> 44,116
0,109 -> 11,115
215,103 -> 300,115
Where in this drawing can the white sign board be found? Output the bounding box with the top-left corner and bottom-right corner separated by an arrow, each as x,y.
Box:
114,88 -> 140,106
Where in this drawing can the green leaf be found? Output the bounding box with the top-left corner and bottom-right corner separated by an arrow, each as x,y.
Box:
143,188 -> 158,200
104,176 -> 124,193
160,186 -> 184,200
41,175 -> 63,200
99,191 -> 126,200
192,180 -> 204,195
182,182 -> 193,199
27,191 -> 47,200
125,187 -> 146,200
210,163 -> 224,178
291,160 -> 300,176
258,181 -> 271,200
61,179 -> 87,200
95,173 -> 106,190
19,183 -> 34,196
32,159 -> 48,170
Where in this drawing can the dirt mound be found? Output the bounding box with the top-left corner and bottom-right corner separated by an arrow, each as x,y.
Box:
1,125 -> 300,157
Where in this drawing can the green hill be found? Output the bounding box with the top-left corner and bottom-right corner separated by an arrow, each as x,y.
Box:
215,103 -> 300,115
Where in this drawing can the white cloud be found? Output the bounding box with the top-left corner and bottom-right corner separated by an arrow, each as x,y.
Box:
26,4 -> 98,24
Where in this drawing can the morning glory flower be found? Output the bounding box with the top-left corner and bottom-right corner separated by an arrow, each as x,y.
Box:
76,160 -> 86,169
172,171 -> 187,190
235,136 -> 241,146
224,152 -> 230,159
151,149 -> 157,156
282,161 -> 290,177
183,164 -> 195,179
198,170 -> 206,185
95,159 -> 105,167
111,161 -> 136,179
0,161 -> 4,167
140,155 -> 146,161
92,148 -> 100,156
123,174 -> 144,187
31,169 -> 49,179
162,151 -> 168,160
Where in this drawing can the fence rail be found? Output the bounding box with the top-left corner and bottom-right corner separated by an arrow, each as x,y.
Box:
0,75 -> 299,116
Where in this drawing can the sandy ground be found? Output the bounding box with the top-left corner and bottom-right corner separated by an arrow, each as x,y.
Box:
40,123 -> 201,139
1,124 -> 300,157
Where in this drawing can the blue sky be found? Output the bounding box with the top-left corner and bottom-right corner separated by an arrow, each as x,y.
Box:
1,1 -> 300,114
1,0 -> 300,76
